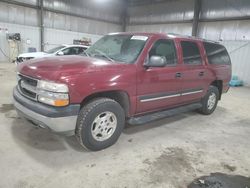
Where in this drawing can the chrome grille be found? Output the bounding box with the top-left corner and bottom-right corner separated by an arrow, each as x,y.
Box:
18,74 -> 38,100
19,74 -> 37,86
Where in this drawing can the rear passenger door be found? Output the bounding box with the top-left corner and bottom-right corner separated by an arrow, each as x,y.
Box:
178,40 -> 207,103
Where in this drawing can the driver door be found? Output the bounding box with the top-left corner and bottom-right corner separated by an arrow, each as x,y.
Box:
136,39 -> 182,113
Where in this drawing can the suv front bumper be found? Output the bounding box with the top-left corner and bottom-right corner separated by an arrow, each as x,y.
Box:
13,87 -> 80,136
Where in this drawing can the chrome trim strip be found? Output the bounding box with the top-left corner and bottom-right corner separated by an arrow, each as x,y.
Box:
181,90 -> 203,96
18,73 -> 39,101
140,89 -> 203,103
17,85 -> 37,101
140,94 -> 181,102
20,80 -> 37,93
18,73 -> 39,82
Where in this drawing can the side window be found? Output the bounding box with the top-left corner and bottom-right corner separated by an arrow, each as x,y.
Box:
78,47 -> 85,54
62,47 -> 71,55
203,42 -> 231,65
62,47 -> 79,55
181,41 -> 202,65
149,39 -> 177,65
70,47 -> 79,55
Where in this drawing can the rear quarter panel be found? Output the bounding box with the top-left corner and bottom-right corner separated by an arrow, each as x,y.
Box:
200,41 -> 232,93
208,64 -> 232,93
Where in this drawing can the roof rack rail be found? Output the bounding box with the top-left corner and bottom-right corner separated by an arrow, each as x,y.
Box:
167,33 -> 219,43
167,33 -> 198,39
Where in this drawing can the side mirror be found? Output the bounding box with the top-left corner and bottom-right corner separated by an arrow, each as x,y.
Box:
57,51 -> 64,56
144,56 -> 167,68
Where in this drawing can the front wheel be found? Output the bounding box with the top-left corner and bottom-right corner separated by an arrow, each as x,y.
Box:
198,86 -> 219,115
75,98 -> 125,151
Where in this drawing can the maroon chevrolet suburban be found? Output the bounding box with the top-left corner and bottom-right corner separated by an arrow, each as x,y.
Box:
14,33 -> 231,151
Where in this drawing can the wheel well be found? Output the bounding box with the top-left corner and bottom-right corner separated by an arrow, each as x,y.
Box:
211,80 -> 223,100
80,91 -> 130,117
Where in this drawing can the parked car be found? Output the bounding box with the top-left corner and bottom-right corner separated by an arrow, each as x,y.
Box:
13,33 -> 231,151
15,44 -> 89,64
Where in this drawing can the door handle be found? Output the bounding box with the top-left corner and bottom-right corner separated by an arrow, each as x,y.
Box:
199,72 -> 204,77
175,72 -> 182,78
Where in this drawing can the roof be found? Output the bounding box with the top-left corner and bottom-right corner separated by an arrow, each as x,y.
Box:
108,32 -> 218,43
63,44 -> 90,48
108,32 -> 165,37
166,33 -> 219,43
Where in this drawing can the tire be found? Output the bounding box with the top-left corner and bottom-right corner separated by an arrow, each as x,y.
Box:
198,85 -> 219,115
75,98 -> 125,151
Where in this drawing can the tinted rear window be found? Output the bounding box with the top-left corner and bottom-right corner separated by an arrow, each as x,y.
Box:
203,42 -> 231,65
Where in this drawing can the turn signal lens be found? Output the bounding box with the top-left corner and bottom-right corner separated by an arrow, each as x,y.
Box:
37,83 -> 69,107
38,96 -> 69,107
54,99 -> 69,107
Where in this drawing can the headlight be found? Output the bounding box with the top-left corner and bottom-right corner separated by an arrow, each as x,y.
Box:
37,80 -> 68,93
37,80 -> 69,107
38,90 -> 69,106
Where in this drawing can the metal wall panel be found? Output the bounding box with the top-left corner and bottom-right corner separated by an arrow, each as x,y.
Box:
77,18 -> 122,35
0,1 -> 123,63
24,7 -> 39,26
44,10 -> 122,35
10,0 -> 37,6
221,41 -> 250,86
0,2 -> 9,22
198,20 -> 250,41
0,2 -> 39,27
201,0 -> 250,19
65,15 -> 78,32
0,1 -> 122,30
128,0 -> 194,24
127,23 -> 192,35
44,11 -> 53,28
0,21 -> 40,62
53,13 -> 66,30
236,20 -> 250,40
0,21 -> 104,62
43,0 -> 123,23
9,5 -> 25,25
44,28 -> 102,50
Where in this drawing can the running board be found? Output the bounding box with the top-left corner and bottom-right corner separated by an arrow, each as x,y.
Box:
127,102 -> 202,125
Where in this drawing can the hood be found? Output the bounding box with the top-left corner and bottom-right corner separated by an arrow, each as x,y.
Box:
18,55 -> 127,81
18,52 -> 50,58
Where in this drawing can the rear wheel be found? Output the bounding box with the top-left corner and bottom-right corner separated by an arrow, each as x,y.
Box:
75,98 -> 125,151
199,86 -> 219,115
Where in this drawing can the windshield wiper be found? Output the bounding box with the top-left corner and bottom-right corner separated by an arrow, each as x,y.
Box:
93,49 -> 115,62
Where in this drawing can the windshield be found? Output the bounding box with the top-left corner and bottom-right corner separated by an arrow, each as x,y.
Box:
45,45 -> 65,54
84,35 -> 148,64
